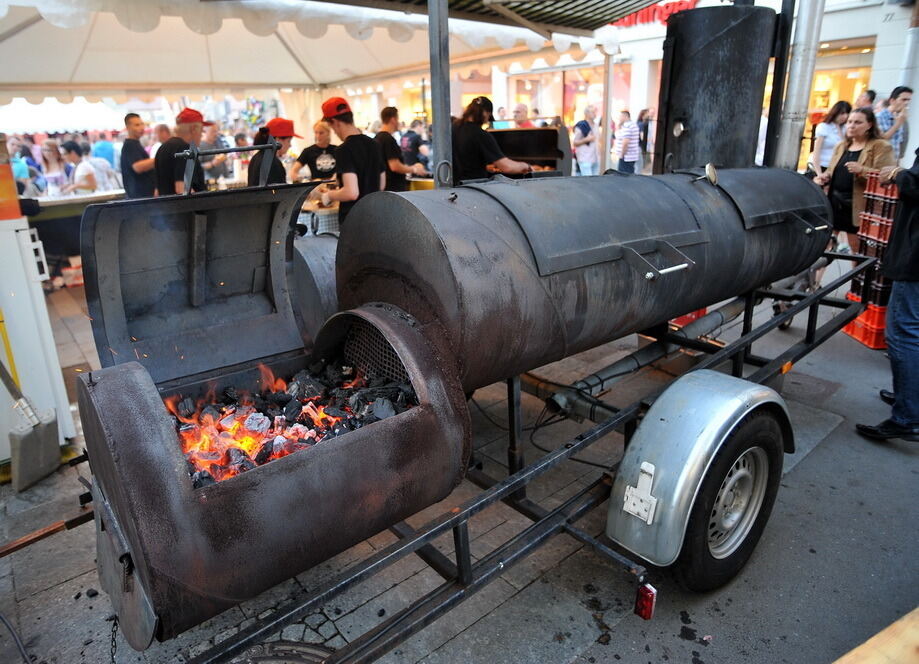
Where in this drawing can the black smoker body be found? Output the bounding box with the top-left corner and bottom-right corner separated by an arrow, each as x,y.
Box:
337,168 -> 831,393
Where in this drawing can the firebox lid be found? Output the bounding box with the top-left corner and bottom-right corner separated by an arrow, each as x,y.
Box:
81,185 -> 316,385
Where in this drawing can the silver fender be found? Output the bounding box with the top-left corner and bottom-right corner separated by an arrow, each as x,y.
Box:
606,369 -> 793,567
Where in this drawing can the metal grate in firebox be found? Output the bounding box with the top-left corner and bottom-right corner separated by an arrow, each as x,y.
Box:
343,320 -> 410,385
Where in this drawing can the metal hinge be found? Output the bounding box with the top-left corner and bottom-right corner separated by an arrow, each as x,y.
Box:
623,462 -> 658,525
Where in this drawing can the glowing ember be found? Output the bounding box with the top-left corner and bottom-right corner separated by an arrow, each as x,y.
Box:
164,362 -> 415,488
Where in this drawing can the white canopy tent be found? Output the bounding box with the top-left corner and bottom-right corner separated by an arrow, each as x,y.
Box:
0,1 -> 623,103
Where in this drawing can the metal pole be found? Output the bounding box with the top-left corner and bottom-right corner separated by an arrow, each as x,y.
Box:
763,0 -> 795,167
599,53 -> 614,173
773,0 -> 826,170
427,0 -> 453,188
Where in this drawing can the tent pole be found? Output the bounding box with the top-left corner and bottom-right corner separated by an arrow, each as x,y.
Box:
428,0 -> 453,188
599,53 -> 614,173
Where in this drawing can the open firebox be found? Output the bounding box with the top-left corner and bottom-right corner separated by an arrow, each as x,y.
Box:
77,185 -> 469,649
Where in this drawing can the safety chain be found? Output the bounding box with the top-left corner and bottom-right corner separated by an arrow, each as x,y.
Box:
110,616 -> 118,664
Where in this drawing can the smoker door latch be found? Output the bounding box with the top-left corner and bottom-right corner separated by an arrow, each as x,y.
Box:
621,241 -> 695,281
788,210 -> 830,235
623,462 -> 658,525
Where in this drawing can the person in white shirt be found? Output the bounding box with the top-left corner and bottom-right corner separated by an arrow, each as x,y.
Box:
614,110 -> 640,174
811,101 -> 851,177
60,140 -> 97,194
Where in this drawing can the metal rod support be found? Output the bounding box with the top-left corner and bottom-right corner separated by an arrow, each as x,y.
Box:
427,0 -> 453,188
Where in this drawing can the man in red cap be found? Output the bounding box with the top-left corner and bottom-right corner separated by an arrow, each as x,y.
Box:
154,107 -> 213,195
309,97 -> 384,224
248,117 -> 301,186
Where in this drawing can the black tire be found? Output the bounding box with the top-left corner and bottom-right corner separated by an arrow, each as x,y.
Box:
673,410 -> 784,592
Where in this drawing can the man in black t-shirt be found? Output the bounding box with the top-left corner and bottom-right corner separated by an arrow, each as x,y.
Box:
154,108 -> 211,195
400,119 -> 425,165
309,97 -> 384,225
374,107 -> 425,192
452,97 -> 531,183
120,113 -> 155,198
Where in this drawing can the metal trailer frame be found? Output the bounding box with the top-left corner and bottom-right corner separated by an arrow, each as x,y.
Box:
174,250 -> 873,663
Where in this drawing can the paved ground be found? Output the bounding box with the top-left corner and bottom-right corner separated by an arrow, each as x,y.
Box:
1,270 -> 917,664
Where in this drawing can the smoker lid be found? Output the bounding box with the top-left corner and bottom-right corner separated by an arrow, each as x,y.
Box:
81,185 -> 316,385
714,168 -> 831,230
461,174 -> 705,276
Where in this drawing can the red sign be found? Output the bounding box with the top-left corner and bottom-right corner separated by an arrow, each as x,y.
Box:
612,0 -> 699,27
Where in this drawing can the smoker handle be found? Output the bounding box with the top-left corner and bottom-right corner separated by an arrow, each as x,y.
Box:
621,241 -> 696,281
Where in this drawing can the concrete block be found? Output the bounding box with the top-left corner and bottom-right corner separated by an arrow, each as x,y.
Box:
10,414 -> 60,493
280,624 -> 306,641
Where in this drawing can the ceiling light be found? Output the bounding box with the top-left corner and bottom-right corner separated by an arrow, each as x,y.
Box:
861,48 -> 871,53
820,43 -> 830,49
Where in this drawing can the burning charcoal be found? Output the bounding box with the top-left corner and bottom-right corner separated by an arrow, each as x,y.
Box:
253,394 -> 269,413
200,404 -> 221,424
170,415 -> 181,430
273,415 -> 286,432
283,399 -> 302,423
254,439 -> 274,465
296,437 -> 314,449
192,470 -> 216,489
221,404 -> 237,416
369,376 -> 389,388
222,386 -> 239,404
244,412 -> 271,434
236,405 -> 254,418
266,405 -> 282,420
179,422 -> 198,435
225,447 -> 256,472
372,398 -> 396,420
308,360 -> 326,375
219,413 -> 238,431
324,406 -> 348,419
348,392 -> 365,411
177,397 -> 196,418
325,364 -> 345,385
268,391 -> 292,406
186,460 -> 197,477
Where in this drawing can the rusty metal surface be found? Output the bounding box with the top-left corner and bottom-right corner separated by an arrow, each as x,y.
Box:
336,168 -> 830,392
291,235 -> 339,344
80,184 -> 318,384
77,303 -> 469,643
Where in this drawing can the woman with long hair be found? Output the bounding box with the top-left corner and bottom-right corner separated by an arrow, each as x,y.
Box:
814,107 -> 895,250
811,100 -> 851,178
248,117 -> 301,187
451,96 -> 531,183
40,139 -> 70,194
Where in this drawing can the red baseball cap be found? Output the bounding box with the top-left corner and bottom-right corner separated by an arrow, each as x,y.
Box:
175,107 -> 214,126
321,97 -> 352,121
265,117 -> 302,138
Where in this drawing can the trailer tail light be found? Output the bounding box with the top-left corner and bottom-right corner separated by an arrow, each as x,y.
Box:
634,583 -> 657,620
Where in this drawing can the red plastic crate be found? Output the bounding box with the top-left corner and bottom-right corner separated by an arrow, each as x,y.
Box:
843,317 -> 887,350
846,290 -> 861,303
857,213 -> 892,243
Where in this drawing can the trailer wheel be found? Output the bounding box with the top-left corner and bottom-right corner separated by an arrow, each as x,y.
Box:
673,410 -> 783,592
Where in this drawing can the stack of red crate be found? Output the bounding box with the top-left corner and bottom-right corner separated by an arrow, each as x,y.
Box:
843,172 -> 899,349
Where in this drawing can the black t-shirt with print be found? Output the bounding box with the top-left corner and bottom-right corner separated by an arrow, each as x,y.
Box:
154,137 -> 205,195
120,138 -> 155,198
374,130 -> 407,192
335,133 -> 384,225
247,150 -> 287,186
452,122 -> 505,182
297,144 -> 337,179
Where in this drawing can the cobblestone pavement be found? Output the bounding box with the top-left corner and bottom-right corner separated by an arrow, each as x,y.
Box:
2,275 -> 916,664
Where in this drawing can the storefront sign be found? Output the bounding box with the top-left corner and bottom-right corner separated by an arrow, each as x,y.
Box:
612,0 -> 699,27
